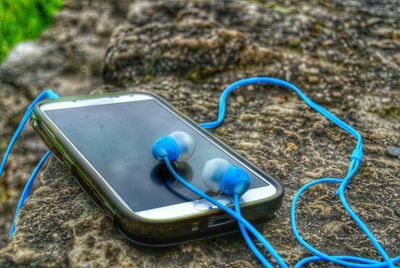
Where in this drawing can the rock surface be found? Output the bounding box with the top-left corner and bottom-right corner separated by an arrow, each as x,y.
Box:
0,0 -> 399,267
0,0 -> 129,249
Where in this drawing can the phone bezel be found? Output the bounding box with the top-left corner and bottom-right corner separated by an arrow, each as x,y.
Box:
34,92 -> 283,223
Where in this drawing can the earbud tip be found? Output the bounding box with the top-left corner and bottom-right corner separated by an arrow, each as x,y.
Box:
201,158 -> 231,192
169,131 -> 195,161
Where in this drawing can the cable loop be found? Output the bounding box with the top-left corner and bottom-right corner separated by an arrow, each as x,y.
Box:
200,77 -> 396,267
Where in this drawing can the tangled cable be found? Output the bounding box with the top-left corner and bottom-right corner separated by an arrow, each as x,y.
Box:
197,77 -> 399,267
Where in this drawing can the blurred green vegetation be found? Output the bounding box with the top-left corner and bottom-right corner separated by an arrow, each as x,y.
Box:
0,0 -> 62,63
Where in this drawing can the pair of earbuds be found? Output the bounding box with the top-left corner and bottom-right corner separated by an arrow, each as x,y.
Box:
151,131 -> 250,197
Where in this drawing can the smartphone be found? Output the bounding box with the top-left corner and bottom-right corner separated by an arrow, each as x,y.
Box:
31,92 -> 284,246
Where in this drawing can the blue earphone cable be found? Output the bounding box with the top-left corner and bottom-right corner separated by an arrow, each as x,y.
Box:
162,173 -> 273,266
198,77 -> 398,267
2,80 -> 398,267
163,156 -> 288,268
0,90 -> 59,238
0,90 -> 58,177
8,150 -> 51,238
233,194 -> 275,268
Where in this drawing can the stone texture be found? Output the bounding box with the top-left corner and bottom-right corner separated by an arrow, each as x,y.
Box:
0,0 -> 399,267
0,0 -> 129,249
386,146 -> 400,158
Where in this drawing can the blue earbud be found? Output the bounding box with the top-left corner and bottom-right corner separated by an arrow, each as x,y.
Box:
152,132 -> 250,196
202,158 -> 250,196
152,131 -> 195,162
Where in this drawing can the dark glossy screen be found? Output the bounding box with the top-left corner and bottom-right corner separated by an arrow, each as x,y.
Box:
45,98 -> 268,211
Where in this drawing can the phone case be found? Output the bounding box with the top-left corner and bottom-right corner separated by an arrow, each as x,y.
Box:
31,92 -> 284,246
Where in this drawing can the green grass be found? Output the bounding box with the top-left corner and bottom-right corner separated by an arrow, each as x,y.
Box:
0,0 -> 62,63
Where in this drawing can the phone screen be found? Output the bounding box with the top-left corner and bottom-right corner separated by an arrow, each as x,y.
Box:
43,97 -> 268,212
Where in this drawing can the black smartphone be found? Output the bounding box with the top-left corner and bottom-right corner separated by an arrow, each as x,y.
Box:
31,92 -> 284,246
